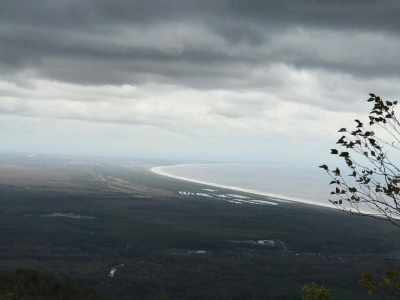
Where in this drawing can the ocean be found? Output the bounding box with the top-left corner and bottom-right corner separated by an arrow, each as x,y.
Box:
152,163 -> 334,207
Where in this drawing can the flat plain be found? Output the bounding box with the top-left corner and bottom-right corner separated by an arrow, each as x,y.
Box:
0,153 -> 399,299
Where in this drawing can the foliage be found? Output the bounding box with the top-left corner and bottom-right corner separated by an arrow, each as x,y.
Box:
301,281 -> 333,300
319,94 -> 400,299
1,160 -> 399,299
156,292 -> 169,300
360,266 -> 400,299
320,94 -> 400,226
0,269 -> 111,300
0,285 -> 15,300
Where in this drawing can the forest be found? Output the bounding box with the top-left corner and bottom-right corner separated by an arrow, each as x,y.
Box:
0,154 -> 399,299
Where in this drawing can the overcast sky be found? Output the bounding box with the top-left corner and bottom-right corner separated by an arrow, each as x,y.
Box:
1,1 -> 400,163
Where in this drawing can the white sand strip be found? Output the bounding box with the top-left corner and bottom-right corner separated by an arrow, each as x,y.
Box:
151,165 -> 336,209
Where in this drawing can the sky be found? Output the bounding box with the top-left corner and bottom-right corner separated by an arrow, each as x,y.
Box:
1,0 -> 400,163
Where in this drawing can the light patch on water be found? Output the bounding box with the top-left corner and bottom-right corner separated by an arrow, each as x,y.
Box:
178,190 -> 279,207
196,193 -> 212,197
226,194 -> 250,199
251,200 -> 279,206
41,213 -> 96,219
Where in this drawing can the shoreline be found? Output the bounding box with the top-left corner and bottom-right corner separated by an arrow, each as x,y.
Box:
151,165 -> 336,209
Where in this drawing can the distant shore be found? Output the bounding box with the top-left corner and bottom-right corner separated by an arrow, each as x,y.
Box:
151,165 -> 336,209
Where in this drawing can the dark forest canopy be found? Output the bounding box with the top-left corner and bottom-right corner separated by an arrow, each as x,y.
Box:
0,269 -> 111,300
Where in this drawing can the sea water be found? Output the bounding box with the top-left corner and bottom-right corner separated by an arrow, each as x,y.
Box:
153,163 -> 334,206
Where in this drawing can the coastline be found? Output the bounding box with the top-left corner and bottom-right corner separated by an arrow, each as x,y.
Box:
151,165 -> 336,209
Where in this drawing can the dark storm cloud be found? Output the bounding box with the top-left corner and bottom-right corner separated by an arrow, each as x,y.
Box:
2,1 -> 399,31
1,0 -> 400,87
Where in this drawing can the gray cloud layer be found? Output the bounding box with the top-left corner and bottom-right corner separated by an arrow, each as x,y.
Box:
1,1 -> 400,160
1,0 -> 400,88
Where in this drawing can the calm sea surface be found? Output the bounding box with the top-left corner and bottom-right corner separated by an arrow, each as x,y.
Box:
159,163 -> 333,206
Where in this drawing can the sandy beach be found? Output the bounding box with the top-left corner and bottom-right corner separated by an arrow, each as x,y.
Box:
151,165 -> 336,209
